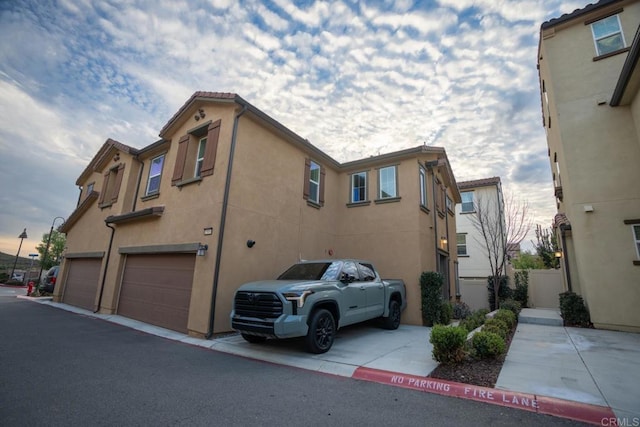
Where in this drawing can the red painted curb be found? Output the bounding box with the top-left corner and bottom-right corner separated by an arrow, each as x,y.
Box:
352,367 -> 615,425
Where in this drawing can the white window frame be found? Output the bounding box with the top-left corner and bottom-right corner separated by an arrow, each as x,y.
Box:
457,233 -> 467,256
378,166 -> 397,199
351,171 -> 367,203
195,137 -> 207,177
591,14 -> 626,56
146,154 -> 165,195
461,191 -> 474,213
633,225 -> 640,259
419,167 -> 427,207
309,161 -> 320,203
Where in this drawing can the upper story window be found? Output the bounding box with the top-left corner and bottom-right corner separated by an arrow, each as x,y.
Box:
446,195 -> 453,213
195,138 -> 206,177
351,171 -> 367,203
461,191 -> 474,213
145,154 -> 165,196
378,166 -> 398,199
457,233 -> 468,256
419,166 -> 427,208
172,119 -> 221,187
633,225 -> 640,259
591,14 -> 625,56
303,158 -> 325,207
86,182 -> 94,196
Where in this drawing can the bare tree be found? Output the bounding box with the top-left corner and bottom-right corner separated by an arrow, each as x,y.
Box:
469,191 -> 533,309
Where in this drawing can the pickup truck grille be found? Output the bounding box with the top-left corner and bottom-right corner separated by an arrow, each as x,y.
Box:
234,291 -> 283,319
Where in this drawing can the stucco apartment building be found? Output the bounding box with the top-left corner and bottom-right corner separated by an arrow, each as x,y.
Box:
455,177 -> 505,310
538,0 -> 640,331
56,92 -> 461,337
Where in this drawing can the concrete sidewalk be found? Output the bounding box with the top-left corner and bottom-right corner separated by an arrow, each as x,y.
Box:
16,297 -> 640,425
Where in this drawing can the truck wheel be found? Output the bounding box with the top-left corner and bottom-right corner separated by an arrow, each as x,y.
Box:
241,333 -> 267,344
381,300 -> 401,330
305,309 -> 335,354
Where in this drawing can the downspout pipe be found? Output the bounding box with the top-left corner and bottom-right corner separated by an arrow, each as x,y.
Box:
206,104 -> 248,339
132,156 -> 144,212
95,222 -> 116,313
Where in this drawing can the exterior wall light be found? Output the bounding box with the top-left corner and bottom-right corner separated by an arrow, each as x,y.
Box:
555,251 -> 562,258
247,240 -> 256,248
197,244 -> 208,256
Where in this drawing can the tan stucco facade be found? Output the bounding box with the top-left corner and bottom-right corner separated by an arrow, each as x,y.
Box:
56,93 -> 461,337
539,0 -> 640,332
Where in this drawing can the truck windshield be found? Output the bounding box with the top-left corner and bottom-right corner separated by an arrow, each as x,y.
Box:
277,262 -> 342,281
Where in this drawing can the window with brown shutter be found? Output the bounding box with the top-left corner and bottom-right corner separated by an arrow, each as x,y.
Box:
200,119 -> 220,177
171,135 -> 190,185
98,163 -> 125,208
171,119 -> 222,187
303,158 -> 324,207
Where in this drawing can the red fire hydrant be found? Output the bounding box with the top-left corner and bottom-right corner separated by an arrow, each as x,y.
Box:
27,281 -> 34,296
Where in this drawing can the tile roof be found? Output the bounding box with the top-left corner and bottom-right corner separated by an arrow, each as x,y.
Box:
458,176 -> 501,189
541,0 -> 623,30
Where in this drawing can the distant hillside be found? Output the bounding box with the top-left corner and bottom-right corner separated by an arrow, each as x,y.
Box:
0,251 -> 40,272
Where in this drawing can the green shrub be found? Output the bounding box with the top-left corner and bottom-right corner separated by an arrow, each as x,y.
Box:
514,271 -> 529,308
494,309 -> 517,329
452,301 -> 472,320
499,299 -> 522,316
559,291 -> 591,327
459,309 -> 489,333
430,325 -> 467,365
482,318 -> 508,339
487,276 -> 512,311
440,302 -> 453,325
420,271 -> 446,326
472,331 -> 506,359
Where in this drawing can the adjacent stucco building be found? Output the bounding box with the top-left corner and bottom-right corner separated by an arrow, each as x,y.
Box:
455,177 -> 506,310
538,0 -> 640,331
56,92 -> 461,337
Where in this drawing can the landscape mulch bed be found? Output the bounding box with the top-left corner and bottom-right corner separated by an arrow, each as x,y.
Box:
427,325 -> 516,388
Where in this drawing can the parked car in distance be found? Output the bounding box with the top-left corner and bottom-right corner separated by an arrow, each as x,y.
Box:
41,266 -> 59,293
231,259 -> 406,354
11,272 -> 25,282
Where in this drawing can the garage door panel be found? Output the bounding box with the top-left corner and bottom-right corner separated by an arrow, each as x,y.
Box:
118,254 -> 195,333
63,258 -> 101,311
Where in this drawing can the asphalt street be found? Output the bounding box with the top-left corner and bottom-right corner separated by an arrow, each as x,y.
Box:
0,296 -> 586,426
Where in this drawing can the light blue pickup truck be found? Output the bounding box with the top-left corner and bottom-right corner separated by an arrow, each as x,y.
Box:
231,259 -> 406,353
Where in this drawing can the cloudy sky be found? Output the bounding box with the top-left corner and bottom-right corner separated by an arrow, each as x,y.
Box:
0,0 -> 586,257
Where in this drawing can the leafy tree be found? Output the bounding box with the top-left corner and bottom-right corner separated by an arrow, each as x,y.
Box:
533,224 -> 560,269
511,251 -> 545,270
36,230 -> 66,270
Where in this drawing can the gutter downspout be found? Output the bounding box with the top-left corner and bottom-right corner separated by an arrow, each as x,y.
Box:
132,156 -> 145,212
206,104 -> 248,339
95,222 -> 116,313
560,224 -> 572,292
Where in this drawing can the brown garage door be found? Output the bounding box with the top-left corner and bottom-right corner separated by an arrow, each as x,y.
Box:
117,253 -> 195,333
62,258 -> 102,311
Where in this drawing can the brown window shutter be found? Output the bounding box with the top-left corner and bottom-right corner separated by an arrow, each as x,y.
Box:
171,135 -> 189,185
319,166 -> 326,206
110,164 -> 125,203
200,119 -> 221,177
303,158 -> 311,200
98,170 -> 110,205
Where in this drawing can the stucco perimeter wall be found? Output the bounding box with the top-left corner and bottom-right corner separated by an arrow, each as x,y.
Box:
459,278 -> 489,312
526,269 -> 563,310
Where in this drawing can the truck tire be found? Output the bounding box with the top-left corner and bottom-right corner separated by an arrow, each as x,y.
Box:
305,309 -> 335,354
381,300 -> 401,330
241,333 -> 267,344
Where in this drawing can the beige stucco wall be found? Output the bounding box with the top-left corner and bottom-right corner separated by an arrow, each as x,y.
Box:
539,1 -> 640,331
60,97 -> 461,337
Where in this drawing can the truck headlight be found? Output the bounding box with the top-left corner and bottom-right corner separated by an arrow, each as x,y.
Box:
283,290 -> 314,308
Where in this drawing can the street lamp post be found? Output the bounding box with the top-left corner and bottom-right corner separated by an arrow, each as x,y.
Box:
36,217 -> 65,289
26,253 -> 38,285
11,228 -> 28,280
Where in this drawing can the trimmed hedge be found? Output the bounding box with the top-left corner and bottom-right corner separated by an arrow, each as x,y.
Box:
472,331 -> 506,359
499,299 -> 522,316
559,291 -> 591,327
452,301 -> 472,320
459,309 -> 489,333
493,309 -> 516,329
420,271 -> 449,326
482,318 -> 508,339
430,325 -> 467,365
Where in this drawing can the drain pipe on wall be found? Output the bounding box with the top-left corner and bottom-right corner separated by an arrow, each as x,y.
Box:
206,104 -> 248,339
560,224 -> 573,292
95,222 -> 116,313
